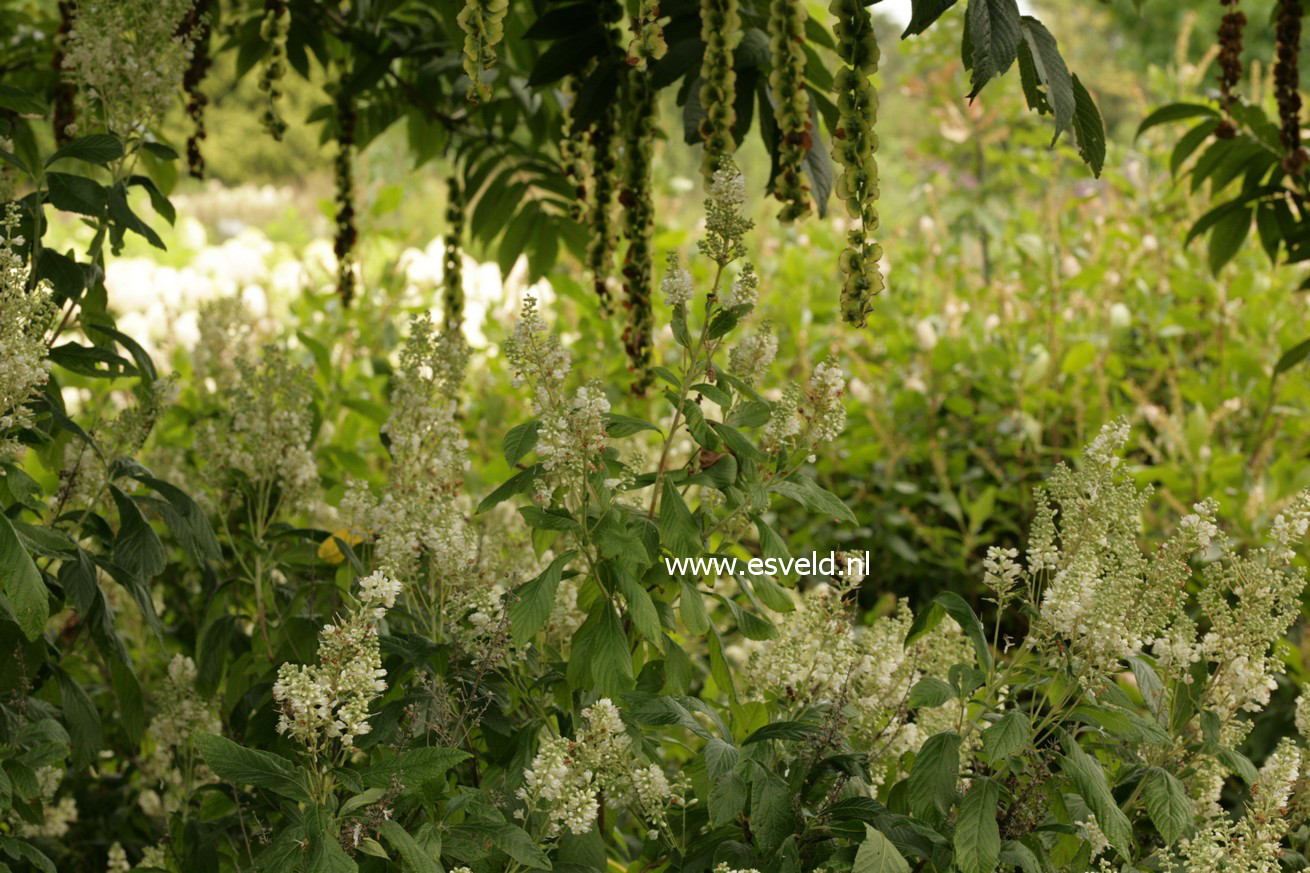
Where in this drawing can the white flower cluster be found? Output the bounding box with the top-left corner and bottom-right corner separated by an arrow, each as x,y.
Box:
138,655 -> 221,820
0,203 -> 55,461
742,585 -> 969,777
1035,421 -> 1215,671
518,699 -> 682,838
661,252 -> 694,307
62,0 -> 197,138
721,262 -> 758,309
504,298 -> 611,502
197,343 -> 318,509
806,361 -> 847,444
1176,739 -> 1302,873
761,383 -> 803,451
1190,490 -> 1310,718
272,572 -> 399,756
708,164 -> 747,210
537,382 -> 610,481
728,322 -> 777,386
192,296 -> 262,396
351,315 -> 474,585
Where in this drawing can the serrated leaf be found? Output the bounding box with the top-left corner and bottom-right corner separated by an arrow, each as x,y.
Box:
359,747 -> 470,791
967,0 -> 1023,98
0,512 -> 48,640
508,550 -> 576,646
981,710 -> 1030,762
955,778 -> 1001,873
907,677 -> 955,709
503,420 -> 539,466
907,731 -> 961,819
1018,17 -> 1073,143
1142,767 -> 1192,845
378,820 -> 440,873
853,825 -> 910,873
1059,735 -> 1132,855
194,733 -> 310,802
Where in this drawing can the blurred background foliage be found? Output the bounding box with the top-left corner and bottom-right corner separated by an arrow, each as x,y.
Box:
8,0 -> 1310,650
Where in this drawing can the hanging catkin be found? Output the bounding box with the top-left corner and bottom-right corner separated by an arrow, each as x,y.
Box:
180,0 -> 213,178
626,0 -> 667,68
620,69 -> 657,393
52,1 -> 77,146
444,176 -> 465,334
1215,0 -> 1246,138
830,0 -> 883,327
258,0 -> 289,140
586,99 -> 620,312
334,87 -> 357,307
698,0 -> 740,184
458,0 -> 509,104
560,74 -> 592,222
768,0 -> 811,221
1275,0 -> 1306,172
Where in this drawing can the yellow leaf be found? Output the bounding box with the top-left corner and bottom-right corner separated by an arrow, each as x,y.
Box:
318,527 -> 368,564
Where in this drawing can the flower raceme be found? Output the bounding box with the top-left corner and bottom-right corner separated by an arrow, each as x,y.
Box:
272,571 -> 401,756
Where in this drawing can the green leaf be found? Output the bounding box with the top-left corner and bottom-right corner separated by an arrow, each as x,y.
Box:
45,172 -> 108,217
194,733 -> 311,802
616,571 -> 662,642
489,823 -> 552,870
378,820 -> 440,873
1207,205 -> 1252,274
1018,16 -> 1073,143
1070,76 -> 1105,176
131,475 -> 221,562
0,512 -> 48,640
743,720 -> 822,744
520,505 -> 581,532
503,420 -> 540,466
569,599 -> 633,697
1218,748 -> 1260,785
904,591 -> 992,670
54,666 -> 102,770
853,825 -> 911,873
907,677 -> 955,709
1137,102 -> 1219,138
710,770 -> 748,826
46,134 -> 124,167
508,550 -> 576,646
770,476 -> 857,523
1059,735 -> 1132,855
967,0 -> 1023,98
981,710 -> 1030,763
659,478 -> 701,559
955,778 -> 1002,873
750,767 -> 796,853
703,737 -> 739,780
110,485 -> 166,581
359,746 -> 470,791
1275,336 -> 1310,376
678,580 -> 710,634
907,731 -> 961,819
1142,767 -> 1192,845
606,413 -> 661,437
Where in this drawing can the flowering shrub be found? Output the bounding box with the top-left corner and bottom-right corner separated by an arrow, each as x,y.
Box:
0,4 -> 1308,873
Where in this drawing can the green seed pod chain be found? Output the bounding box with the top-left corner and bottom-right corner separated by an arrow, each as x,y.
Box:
457,0 -> 509,105
444,176 -> 465,334
52,0 -> 77,145
830,0 -> 884,327
334,87 -> 358,307
619,68 -> 657,392
1274,0 -> 1306,173
560,74 -> 592,222
698,0 -> 741,184
626,0 -> 668,68
179,0 -> 213,178
258,0 -> 289,140
586,98 -> 620,312
768,0 -> 811,221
